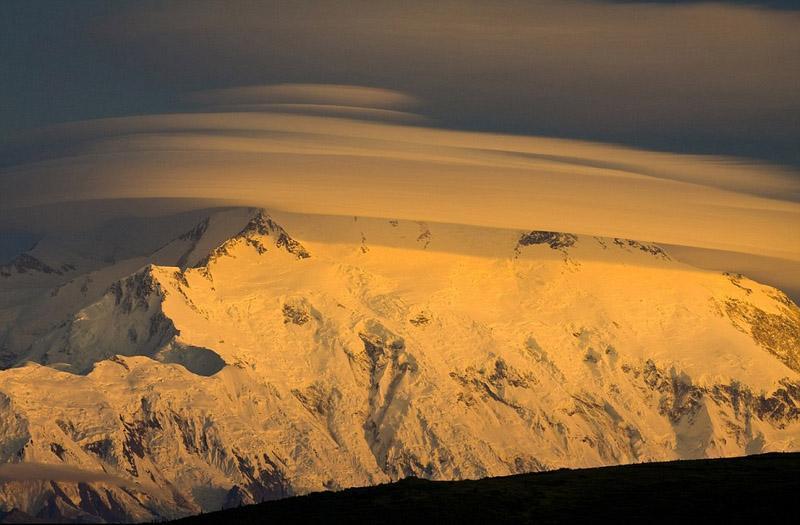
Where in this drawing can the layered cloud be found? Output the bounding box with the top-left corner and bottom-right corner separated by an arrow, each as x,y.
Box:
78,0 -> 800,165
1,84 -> 798,266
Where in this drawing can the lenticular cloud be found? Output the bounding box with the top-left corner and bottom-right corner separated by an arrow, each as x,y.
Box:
1,84 -> 798,262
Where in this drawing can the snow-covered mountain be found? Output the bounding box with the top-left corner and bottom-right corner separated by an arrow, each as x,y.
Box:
1,207 -> 798,522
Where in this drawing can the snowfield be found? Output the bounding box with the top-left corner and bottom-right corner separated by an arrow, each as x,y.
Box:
1,207 -> 798,522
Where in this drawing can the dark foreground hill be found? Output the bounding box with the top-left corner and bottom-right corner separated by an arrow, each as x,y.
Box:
170,452 -> 800,524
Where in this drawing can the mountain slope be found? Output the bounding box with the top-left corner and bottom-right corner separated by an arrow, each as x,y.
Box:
166,452 -> 800,524
0,207 -> 798,522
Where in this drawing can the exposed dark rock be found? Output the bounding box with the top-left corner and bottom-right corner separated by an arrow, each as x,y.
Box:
416,224 -> 431,249
523,336 -> 564,380
274,230 -> 309,259
355,322 -> 420,474
359,332 -> 411,375
768,289 -> 795,308
119,399 -> 163,477
724,273 -> 753,295
83,438 -> 114,459
49,442 -> 66,461
625,359 -> 800,428
180,218 -> 210,243
292,384 -> 342,419
408,313 -> 430,326
176,218 -> 210,268
232,451 -> 292,504
756,380 -> 800,424
223,485 -> 250,509
642,359 -> 704,424
174,271 -> 190,287
450,358 -> 537,415
76,482 -> 129,523
0,254 -> 63,278
725,298 -> 800,373
489,358 -> 536,388
282,304 -> 310,325
37,482 -> 82,522
110,268 -> 163,314
612,238 -> 669,259
148,311 -> 176,344
584,350 -> 600,363
517,231 -> 577,250
512,456 -> 546,474
709,380 -> 800,427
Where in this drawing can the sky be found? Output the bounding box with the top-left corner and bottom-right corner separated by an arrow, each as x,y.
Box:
0,1 -> 798,296
1,0 -> 799,165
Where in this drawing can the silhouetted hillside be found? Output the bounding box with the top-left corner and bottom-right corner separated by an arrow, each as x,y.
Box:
171,452 -> 800,524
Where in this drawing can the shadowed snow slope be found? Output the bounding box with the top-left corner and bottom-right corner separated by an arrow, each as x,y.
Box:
1,207 -> 798,522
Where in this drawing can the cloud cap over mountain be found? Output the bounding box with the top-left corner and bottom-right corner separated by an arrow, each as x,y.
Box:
1,84 -> 798,264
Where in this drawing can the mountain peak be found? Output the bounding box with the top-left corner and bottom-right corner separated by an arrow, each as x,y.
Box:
193,209 -> 310,270
2,208 -> 799,523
